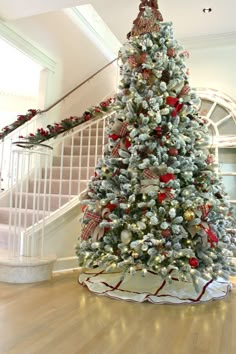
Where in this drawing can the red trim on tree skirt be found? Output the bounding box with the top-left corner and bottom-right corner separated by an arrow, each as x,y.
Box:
79,269 -> 232,304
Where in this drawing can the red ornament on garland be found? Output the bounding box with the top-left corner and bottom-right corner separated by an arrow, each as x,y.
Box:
189,257 -> 199,268
168,148 -> 178,156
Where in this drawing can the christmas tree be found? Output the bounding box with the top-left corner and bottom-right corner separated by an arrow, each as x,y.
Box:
77,0 -> 236,303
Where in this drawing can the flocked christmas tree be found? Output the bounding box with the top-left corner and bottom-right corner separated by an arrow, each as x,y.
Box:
77,0 -> 236,302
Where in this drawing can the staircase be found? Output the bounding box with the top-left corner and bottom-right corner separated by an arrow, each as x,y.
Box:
0,115 -> 108,282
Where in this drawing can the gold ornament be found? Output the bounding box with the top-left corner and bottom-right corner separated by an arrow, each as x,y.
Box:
184,210 -> 195,221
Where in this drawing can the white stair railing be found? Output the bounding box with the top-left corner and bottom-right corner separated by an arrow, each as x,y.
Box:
2,112 -> 114,259
9,142 -> 53,257
0,112 -> 43,192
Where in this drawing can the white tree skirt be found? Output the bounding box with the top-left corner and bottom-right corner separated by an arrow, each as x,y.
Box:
79,268 -> 232,304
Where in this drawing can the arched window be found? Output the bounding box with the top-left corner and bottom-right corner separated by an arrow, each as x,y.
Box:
197,88 -> 236,217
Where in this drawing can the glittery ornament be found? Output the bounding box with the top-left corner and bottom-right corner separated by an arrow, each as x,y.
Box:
168,148 -> 178,156
184,210 -> 195,221
189,257 -> 199,268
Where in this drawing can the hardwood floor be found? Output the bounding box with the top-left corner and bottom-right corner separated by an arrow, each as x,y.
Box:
0,271 -> 235,354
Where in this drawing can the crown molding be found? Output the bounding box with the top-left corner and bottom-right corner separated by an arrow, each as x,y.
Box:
180,32 -> 236,50
0,20 -> 56,72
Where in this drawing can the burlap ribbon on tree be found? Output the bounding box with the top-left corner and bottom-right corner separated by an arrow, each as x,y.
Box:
131,0 -> 163,37
81,204 -> 112,241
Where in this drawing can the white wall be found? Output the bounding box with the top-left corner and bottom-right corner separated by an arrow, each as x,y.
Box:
4,10 -> 118,125
185,43 -> 236,100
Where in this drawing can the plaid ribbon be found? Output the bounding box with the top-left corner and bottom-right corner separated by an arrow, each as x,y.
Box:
111,142 -> 121,157
143,168 -> 158,179
200,204 -> 212,220
81,211 -> 102,240
158,188 -> 173,203
119,122 -> 129,137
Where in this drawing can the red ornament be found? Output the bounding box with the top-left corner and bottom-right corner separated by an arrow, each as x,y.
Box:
160,173 -> 175,183
168,148 -> 178,156
167,48 -> 176,57
161,229 -> 171,238
189,258 -> 199,268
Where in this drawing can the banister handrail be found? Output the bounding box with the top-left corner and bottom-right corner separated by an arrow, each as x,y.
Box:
40,57 -> 118,114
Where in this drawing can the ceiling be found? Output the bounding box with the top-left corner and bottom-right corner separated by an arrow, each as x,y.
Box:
0,0 -> 236,42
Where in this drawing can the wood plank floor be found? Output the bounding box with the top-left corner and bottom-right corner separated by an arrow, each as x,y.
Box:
0,271 -> 235,354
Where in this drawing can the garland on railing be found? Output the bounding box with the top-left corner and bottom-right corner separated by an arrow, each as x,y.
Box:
0,109 -> 38,141
0,98 -> 115,145
20,98 -> 114,144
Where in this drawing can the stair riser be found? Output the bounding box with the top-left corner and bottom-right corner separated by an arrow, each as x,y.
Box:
0,210 -> 44,227
53,155 -> 101,167
13,194 -> 72,211
42,167 -> 95,180
28,180 -> 88,195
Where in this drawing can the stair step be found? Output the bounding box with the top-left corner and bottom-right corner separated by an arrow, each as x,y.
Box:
42,167 -> 95,180
28,179 -> 88,195
53,155 -> 101,167
13,193 -> 75,211
0,207 -> 49,227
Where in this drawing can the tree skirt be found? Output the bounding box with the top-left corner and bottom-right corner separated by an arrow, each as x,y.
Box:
78,268 -> 232,304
